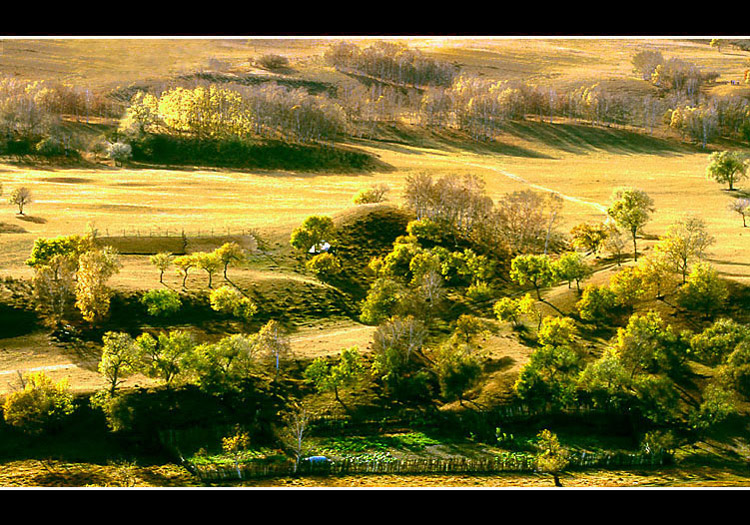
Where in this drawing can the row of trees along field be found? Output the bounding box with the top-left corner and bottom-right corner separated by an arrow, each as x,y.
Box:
3,41 -> 748,164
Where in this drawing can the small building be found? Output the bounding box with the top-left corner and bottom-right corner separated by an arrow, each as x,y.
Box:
308,241 -> 331,254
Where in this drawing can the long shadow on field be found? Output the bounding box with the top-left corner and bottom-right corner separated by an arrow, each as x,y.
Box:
502,120 -> 701,156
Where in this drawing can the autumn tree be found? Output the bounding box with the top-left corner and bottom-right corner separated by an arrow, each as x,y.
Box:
534,429 -> 570,487
215,242 -> 248,281
607,188 -> 655,261
569,222 -> 609,254
8,187 -> 32,215
2,372 -> 75,435
209,285 -> 258,322
728,198 -> 750,227
195,252 -> 221,289
576,285 -> 617,324
75,247 -> 121,323
255,320 -> 292,376
173,254 -> 196,289
657,216 -> 715,283
706,150 -> 748,191
149,252 -> 173,284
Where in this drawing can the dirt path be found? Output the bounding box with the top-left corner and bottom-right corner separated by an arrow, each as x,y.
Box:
460,161 -> 609,214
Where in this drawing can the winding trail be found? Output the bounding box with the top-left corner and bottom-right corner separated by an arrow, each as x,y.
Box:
460,161 -> 609,214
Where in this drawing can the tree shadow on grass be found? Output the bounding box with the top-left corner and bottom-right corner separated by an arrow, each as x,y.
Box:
502,120 -> 702,156
15,215 -> 47,224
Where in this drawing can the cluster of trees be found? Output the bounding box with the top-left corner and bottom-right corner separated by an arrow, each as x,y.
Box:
323,41 -> 458,88
403,172 -> 564,257
120,83 -> 348,145
149,241 -> 254,289
632,51 -> 719,96
508,307 -> 747,434
27,232 -> 121,324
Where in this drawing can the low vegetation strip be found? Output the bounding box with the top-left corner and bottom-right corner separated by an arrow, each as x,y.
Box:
187,450 -> 670,482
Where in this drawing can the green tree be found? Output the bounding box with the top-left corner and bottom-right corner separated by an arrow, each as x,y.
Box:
607,188 -> 655,261
676,262 -> 728,319
304,346 -> 366,411
576,285 -> 618,324
609,266 -> 645,312
191,334 -> 259,393
515,343 -> 581,411
98,332 -> 139,395
690,318 -> 750,366
706,150 -> 748,191
305,252 -> 342,279
494,296 -> 525,328
509,254 -> 557,300
360,278 -> 408,325
554,251 -> 591,292
140,289 -> 182,317
135,330 -> 196,388
434,343 -> 483,405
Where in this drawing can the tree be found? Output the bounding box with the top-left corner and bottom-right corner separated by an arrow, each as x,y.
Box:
195,251 -> 221,288
493,296 -> 525,328
290,215 -> 335,252
280,404 -> 311,474
304,346 -> 366,411
570,222 -> 608,254
32,253 -> 77,325
603,224 -> 628,266
534,429 -> 570,487
149,252 -> 173,284
537,316 -> 577,348
515,337 -> 581,411
676,262 -> 728,319
638,248 -> 678,300
576,285 -> 617,324
173,254 -> 196,289
214,242 -> 247,281
371,315 -> 429,397
256,320 -> 292,376
305,252 -> 342,279
509,254 -> 557,300
9,187 -> 32,215
360,278 -> 408,325
609,266 -> 646,312
728,198 -> 750,227
353,184 -> 390,204
434,342 -> 483,405
140,289 -> 182,317
135,330 -> 196,388
554,251 -> 591,292
706,150 -> 748,191
107,142 -> 132,166
75,247 -> 121,323
690,318 -> 750,366
222,426 -> 251,478
612,310 -> 683,378
2,372 -> 75,435
209,286 -> 257,322
99,332 -> 139,395
657,216 -> 715,284
607,188 -> 655,261
191,334 -> 259,393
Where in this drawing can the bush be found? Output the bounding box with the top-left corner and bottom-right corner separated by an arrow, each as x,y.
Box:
140,289 -> 182,317
305,252 -> 342,279
107,142 -> 132,166
35,137 -> 65,156
465,280 -> 494,303
209,285 -> 258,321
2,372 -> 75,435
256,54 -> 290,71
353,184 -> 389,205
